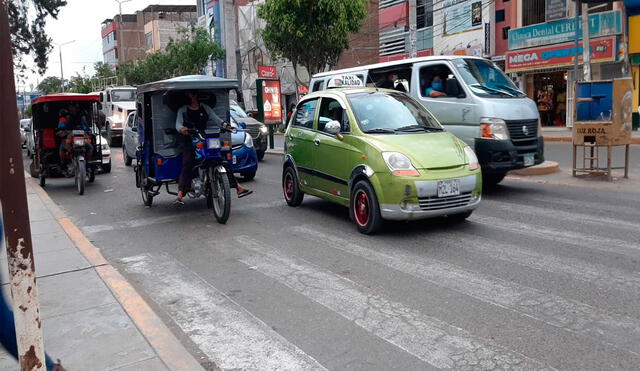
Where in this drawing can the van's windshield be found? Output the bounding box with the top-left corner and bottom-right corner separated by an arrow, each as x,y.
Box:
111,89 -> 136,102
348,92 -> 443,134
453,59 -> 525,98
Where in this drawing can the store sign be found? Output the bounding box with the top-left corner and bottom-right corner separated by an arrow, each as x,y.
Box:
442,0 -> 483,35
261,79 -> 282,123
545,0 -> 567,22
508,10 -> 622,50
505,37 -> 616,73
630,15 -> 640,54
484,22 -> 490,55
258,65 -> 278,79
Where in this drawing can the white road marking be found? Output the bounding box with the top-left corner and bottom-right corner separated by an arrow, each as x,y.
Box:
120,254 -> 326,371
291,225 -> 640,356
488,200 -> 640,231
234,235 -> 554,370
471,215 -> 640,258
433,231 -> 640,293
530,196 -> 640,217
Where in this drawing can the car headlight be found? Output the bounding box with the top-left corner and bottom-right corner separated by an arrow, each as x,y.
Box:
207,138 -> 221,149
260,125 -> 268,134
244,133 -> 254,148
382,152 -> 419,176
463,146 -> 480,170
480,118 -> 510,140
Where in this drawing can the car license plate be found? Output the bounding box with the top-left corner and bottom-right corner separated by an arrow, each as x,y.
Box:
232,155 -> 237,165
524,153 -> 535,167
437,179 -> 460,197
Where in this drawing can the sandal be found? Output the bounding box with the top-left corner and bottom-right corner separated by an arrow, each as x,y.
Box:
237,189 -> 253,198
174,198 -> 185,205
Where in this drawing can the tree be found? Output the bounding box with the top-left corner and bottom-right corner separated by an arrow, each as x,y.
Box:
8,0 -> 67,75
94,61 -> 116,79
36,76 -> 64,94
118,27 -> 225,85
257,0 -> 368,79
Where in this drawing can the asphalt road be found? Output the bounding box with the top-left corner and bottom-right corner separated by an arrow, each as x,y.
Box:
33,143 -> 640,370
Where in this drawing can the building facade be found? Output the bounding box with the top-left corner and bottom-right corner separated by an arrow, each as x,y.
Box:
101,5 -> 196,67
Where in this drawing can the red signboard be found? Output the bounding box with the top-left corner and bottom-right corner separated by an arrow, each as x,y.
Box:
262,79 -> 282,123
258,65 -> 278,79
505,37 -> 616,73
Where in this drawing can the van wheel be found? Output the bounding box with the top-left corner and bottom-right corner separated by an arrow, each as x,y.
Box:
482,172 -> 506,188
282,166 -> 303,206
351,180 -> 383,235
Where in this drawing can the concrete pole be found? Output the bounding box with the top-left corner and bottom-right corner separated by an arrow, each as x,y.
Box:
581,2 -> 591,81
408,0 -> 417,58
0,2 -> 47,370
59,47 -> 64,91
573,0 -> 580,82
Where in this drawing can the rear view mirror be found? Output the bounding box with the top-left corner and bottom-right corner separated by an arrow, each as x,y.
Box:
324,120 -> 341,135
445,77 -> 460,97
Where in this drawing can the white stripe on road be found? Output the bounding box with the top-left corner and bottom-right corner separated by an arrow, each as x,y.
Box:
433,231 -> 640,293
291,225 -> 640,356
488,200 -> 640,231
471,215 -> 640,258
234,235 -> 554,370
82,200 -> 283,234
530,196 -> 640,217
120,254 -> 326,371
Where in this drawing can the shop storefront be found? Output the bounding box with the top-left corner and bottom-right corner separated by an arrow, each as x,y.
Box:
505,10 -> 623,127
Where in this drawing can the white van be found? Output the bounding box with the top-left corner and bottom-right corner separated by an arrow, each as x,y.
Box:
309,56 -> 543,186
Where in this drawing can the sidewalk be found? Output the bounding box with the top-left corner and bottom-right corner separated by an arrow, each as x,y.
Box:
0,176 -> 203,370
543,127 -> 640,144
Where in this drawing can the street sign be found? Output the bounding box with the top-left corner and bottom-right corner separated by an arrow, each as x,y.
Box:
258,65 -> 278,79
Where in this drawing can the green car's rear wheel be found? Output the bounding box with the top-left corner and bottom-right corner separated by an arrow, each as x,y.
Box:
351,180 -> 382,235
283,166 -> 303,207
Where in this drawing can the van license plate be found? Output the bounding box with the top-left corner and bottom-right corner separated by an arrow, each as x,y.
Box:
437,179 -> 460,197
524,153 -> 535,167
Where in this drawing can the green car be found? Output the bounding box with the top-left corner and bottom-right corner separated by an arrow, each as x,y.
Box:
282,88 -> 482,234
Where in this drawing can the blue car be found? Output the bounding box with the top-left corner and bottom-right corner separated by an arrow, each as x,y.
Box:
231,119 -> 258,180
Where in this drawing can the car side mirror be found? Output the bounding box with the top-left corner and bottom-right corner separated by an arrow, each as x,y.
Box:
445,77 -> 461,97
324,120 -> 341,135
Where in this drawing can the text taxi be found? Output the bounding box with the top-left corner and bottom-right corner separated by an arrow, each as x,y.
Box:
282,84 -> 482,234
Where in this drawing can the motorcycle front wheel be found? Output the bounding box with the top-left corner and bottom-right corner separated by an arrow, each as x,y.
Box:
209,167 -> 230,224
75,158 -> 86,195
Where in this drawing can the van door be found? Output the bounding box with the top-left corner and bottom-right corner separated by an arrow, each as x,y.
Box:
411,61 -> 479,146
286,98 -> 319,188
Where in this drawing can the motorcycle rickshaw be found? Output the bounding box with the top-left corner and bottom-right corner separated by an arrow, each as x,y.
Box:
134,75 -> 236,223
30,93 -> 103,195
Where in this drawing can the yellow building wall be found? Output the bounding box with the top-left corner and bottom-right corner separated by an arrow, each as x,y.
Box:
630,16 -> 640,54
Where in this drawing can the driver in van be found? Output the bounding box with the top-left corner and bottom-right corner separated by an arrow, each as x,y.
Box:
174,91 -> 253,204
426,76 -> 448,98
57,103 -> 92,165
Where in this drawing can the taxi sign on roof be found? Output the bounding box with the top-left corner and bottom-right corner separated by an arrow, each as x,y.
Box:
327,74 -> 364,89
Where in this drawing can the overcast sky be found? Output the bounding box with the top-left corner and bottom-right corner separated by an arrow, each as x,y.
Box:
17,0 -> 196,91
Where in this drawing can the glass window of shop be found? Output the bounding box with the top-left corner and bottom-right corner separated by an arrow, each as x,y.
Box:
530,71 -> 568,127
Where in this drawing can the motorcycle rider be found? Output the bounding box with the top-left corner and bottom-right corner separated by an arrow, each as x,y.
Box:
175,91 -> 252,204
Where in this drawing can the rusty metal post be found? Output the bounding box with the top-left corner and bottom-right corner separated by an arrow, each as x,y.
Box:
0,2 -> 47,370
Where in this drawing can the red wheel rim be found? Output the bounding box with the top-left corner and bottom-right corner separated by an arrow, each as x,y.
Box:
354,189 -> 369,227
284,173 -> 294,201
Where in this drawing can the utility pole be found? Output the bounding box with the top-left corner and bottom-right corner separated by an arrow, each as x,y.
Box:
53,40 -> 75,92
408,0 -> 417,58
581,2 -> 591,81
0,2 -> 47,370
573,0 -> 580,82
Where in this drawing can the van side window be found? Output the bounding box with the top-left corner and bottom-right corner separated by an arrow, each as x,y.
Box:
312,80 -> 325,92
317,98 -> 349,133
370,67 -> 412,93
294,99 -> 318,129
420,64 -> 465,98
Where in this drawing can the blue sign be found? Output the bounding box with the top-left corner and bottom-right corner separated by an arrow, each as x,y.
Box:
508,10 -> 622,50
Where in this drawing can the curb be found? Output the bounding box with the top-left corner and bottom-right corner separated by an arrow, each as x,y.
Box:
544,135 -> 640,144
265,149 -> 284,156
509,160 -> 560,176
28,177 -> 204,371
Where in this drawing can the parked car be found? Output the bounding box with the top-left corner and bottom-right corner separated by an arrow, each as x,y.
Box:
19,119 -> 31,148
230,101 -> 268,160
25,119 -> 35,158
122,110 -> 138,166
283,87 -> 482,234
230,117 -> 258,180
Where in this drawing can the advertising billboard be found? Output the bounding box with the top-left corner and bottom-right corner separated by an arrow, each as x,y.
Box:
261,79 -> 282,123
442,0 -> 483,35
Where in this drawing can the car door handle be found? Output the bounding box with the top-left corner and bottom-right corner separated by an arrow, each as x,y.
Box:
313,139 -> 320,146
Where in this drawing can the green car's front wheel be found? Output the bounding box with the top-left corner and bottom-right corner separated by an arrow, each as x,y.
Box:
351,180 -> 382,235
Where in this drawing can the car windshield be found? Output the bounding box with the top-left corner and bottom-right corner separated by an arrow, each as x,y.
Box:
453,59 -> 525,98
348,92 -> 443,134
230,104 -> 249,119
111,89 -> 136,102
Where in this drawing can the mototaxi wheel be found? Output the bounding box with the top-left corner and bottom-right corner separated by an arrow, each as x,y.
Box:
137,166 -> 153,207
75,158 -> 86,195
210,168 -> 231,224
